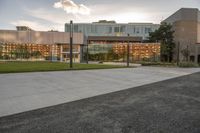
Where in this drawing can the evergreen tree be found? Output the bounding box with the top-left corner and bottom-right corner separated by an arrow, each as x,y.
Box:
149,22 -> 175,62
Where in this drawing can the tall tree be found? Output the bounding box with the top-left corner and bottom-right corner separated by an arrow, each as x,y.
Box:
149,22 -> 175,62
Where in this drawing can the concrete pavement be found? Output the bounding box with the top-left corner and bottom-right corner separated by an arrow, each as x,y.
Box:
0,67 -> 200,117
1,71 -> 200,133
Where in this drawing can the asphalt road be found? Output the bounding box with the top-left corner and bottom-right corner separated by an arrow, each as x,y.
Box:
0,72 -> 200,133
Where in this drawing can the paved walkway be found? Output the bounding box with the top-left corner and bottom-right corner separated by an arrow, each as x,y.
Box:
0,67 -> 200,117
1,71 -> 200,133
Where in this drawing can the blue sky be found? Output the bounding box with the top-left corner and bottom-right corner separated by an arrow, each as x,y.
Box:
0,0 -> 200,31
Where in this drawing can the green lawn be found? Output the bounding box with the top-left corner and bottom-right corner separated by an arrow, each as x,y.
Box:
0,61 -> 126,74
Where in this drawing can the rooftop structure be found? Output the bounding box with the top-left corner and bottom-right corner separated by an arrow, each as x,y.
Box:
16,26 -> 33,31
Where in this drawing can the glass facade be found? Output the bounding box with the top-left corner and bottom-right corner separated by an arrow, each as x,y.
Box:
65,22 -> 159,40
0,43 -> 81,62
0,30 -> 84,62
87,41 -> 160,62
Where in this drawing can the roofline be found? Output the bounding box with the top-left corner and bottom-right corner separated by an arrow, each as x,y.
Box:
65,22 -> 160,25
87,36 -> 142,42
163,7 -> 200,22
0,29 -> 73,34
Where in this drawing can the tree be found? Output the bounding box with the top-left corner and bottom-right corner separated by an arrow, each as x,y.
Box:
181,48 -> 190,61
149,22 -> 175,62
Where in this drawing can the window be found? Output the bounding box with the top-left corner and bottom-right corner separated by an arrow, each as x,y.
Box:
133,27 -> 136,33
91,25 -> 97,33
120,26 -> 126,33
114,27 -> 120,32
108,27 -> 112,33
74,25 -> 78,32
136,27 -> 140,34
65,25 -> 70,32
145,28 -> 152,34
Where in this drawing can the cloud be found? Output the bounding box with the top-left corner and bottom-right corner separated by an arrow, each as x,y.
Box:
10,20 -> 57,31
87,4 -> 163,23
25,8 -> 93,27
26,8 -> 66,24
53,0 -> 90,15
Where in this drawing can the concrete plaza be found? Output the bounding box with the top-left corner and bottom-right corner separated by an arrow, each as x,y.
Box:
0,67 -> 200,117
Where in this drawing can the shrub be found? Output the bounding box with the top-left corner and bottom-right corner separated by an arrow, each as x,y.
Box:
178,62 -> 199,68
137,61 -> 175,66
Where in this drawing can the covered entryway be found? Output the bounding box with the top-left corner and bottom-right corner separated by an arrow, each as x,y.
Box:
57,43 -> 82,63
61,52 -> 80,63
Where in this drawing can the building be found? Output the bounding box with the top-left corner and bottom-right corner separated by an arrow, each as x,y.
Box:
65,21 -> 161,62
0,27 -> 84,62
0,20 -> 161,63
163,8 -> 200,63
65,20 -> 160,40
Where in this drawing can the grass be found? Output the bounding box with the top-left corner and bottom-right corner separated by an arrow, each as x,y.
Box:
0,61 -> 127,74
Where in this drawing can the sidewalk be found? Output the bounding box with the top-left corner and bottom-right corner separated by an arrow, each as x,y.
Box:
0,67 -> 200,117
89,61 -> 142,67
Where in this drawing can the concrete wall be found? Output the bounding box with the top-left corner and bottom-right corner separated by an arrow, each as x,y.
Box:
0,30 -> 84,45
164,8 -> 199,24
163,8 -> 200,62
164,8 -> 199,46
173,21 -> 198,44
198,12 -> 200,43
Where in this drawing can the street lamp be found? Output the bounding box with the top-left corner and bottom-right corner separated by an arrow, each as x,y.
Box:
127,34 -> 130,67
177,41 -> 180,66
86,39 -> 89,64
69,20 -> 73,68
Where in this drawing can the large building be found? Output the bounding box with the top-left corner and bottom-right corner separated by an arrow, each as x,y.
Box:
0,26 -> 160,62
0,21 -> 161,63
0,27 -> 84,62
163,8 -> 200,63
65,20 -> 160,40
65,21 -> 161,62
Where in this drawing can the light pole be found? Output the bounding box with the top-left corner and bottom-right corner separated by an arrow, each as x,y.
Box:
86,39 -> 89,64
177,42 -> 180,66
69,20 -> 73,68
127,34 -> 130,67
187,45 -> 189,62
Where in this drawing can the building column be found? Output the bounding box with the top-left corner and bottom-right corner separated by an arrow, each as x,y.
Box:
60,45 -> 63,62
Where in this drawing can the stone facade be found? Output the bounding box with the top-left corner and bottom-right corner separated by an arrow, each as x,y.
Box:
163,8 -> 200,63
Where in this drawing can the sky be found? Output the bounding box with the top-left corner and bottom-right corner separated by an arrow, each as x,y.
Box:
0,0 -> 200,31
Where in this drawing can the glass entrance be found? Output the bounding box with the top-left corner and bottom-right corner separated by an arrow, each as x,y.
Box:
63,53 -> 79,63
